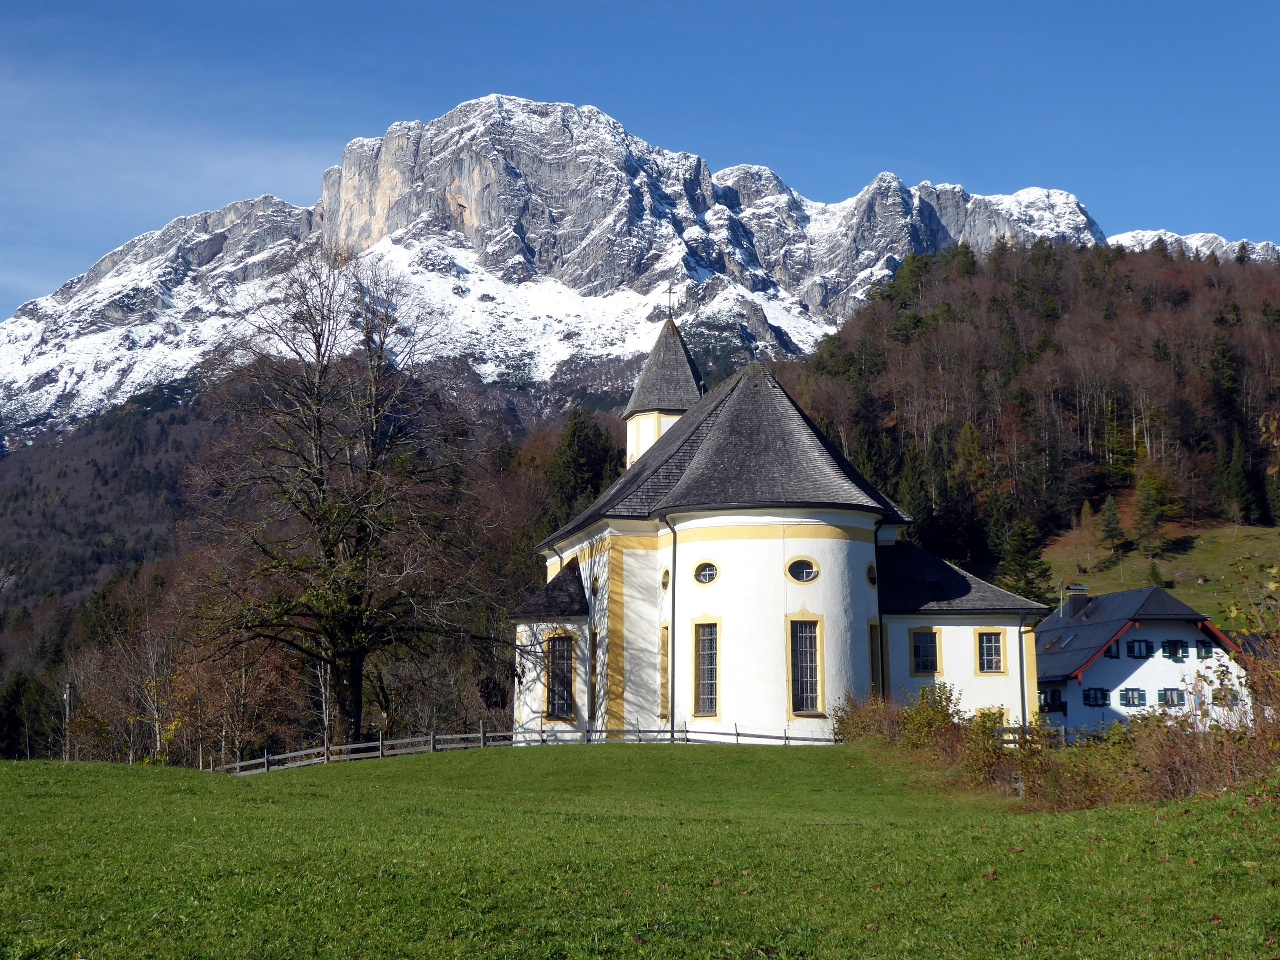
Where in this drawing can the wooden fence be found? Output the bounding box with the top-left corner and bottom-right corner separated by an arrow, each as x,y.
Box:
213,724 -> 836,775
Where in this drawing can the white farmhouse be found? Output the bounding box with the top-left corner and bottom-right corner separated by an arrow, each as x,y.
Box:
510,319 -> 1047,743
1036,586 -> 1246,729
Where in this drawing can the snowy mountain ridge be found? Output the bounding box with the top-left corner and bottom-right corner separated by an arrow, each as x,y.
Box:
1107,229 -> 1280,263
0,95 -> 1127,433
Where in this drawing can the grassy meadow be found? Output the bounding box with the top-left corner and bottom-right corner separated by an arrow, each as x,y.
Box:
1046,520 -> 1280,620
3,744 -> 1279,959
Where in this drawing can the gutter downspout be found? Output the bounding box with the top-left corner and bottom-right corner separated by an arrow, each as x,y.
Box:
1017,612 -> 1028,736
873,518 -> 886,700
663,517 -> 678,744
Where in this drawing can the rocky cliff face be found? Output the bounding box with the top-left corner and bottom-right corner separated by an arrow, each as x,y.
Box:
1,95 -> 1110,434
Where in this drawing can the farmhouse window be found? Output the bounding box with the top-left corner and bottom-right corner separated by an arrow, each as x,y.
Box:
1119,688 -> 1147,708
1157,688 -> 1186,707
1196,640 -> 1214,659
790,620 -> 820,714
1212,688 -> 1241,707
978,632 -> 1003,673
1083,688 -> 1109,707
1104,641 -> 1120,659
911,630 -> 939,675
695,623 -> 718,716
1161,640 -> 1188,660
546,635 -> 575,720
1126,639 -> 1154,659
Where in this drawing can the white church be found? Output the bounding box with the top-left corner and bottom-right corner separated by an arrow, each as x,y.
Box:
510,319 -> 1047,743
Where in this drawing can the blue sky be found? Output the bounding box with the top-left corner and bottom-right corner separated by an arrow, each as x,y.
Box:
2,0 -> 1277,318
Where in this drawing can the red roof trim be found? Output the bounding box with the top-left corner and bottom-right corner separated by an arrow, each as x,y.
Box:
1070,621 -> 1136,682
1197,619 -> 1241,654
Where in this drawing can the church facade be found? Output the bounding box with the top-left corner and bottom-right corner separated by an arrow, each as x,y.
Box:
510,320 -> 1047,743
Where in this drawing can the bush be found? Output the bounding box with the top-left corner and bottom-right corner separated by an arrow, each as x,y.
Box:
832,694 -> 902,742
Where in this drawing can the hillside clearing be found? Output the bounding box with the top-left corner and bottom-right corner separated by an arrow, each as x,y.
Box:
1047,520 -> 1280,620
3,746 -> 1278,959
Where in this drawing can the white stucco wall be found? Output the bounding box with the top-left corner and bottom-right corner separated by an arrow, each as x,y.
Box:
513,621 -> 591,744
625,412 -> 682,467
1039,621 -> 1248,730
655,509 -> 881,741
882,615 -> 1036,725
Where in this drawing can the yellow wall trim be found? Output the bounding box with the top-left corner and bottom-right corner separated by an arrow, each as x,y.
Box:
785,611 -> 827,720
605,538 -> 626,737
973,627 -> 1009,677
908,626 -> 944,678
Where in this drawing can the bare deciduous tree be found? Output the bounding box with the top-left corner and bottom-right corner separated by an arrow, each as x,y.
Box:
189,243 -> 480,741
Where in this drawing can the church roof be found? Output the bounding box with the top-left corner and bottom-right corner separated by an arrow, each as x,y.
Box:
622,318 -> 703,417
877,541 -> 1048,616
509,557 -> 590,621
539,363 -> 908,551
1035,587 -> 1221,682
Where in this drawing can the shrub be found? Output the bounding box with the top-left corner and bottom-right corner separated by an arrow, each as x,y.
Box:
832,693 -> 903,742
901,682 -> 965,759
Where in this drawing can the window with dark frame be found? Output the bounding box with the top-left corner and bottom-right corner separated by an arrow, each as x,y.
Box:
1161,640 -> 1188,660
791,620 -> 820,713
547,635 -> 574,720
1158,688 -> 1186,707
695,623 -> 718,715
1126,639 -> 1154,659
1083,688 -> 1109,708
1104,641 -> 1120,659
978,632 -> 1003,673
912,630 -> 938,674
1119,687 -> 1147,708
1196,640 -> 1214,659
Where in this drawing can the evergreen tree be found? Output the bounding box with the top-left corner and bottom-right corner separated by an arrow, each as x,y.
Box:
1235,241 -> 1250,265
1133,470 -> 1178,555
1222,431 -> 1259,524
996,520 -> 1054,605
1099,495 -> 1125,552
548,408 -> 623,516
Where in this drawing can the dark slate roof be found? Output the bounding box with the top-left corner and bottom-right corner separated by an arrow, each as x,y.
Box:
1036,587 -> 1210,682
877,541 -> 1048,616
509,557 -> 589,621
538,363 -> 908,551
622,318 -> 703,417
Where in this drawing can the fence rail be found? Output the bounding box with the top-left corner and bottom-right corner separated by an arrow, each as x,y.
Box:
213,723 -> 834,775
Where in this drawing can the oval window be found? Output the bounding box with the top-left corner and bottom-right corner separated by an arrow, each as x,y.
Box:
866,563 -> 878,587
694,562 -> 718,584
661,569 -> 670,591
788,559 -> 818,583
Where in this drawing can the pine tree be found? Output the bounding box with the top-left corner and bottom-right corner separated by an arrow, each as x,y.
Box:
1099,495 -> 1125,551
1235,241 -> 1250,265
997,521 -> 1053,605
548,409 -> 623,515
1134,470 -> 1178,555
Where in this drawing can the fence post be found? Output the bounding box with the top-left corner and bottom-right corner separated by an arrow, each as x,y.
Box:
430,729 -> 436,753
683,721 -> 688,744
735,723 -> 739,744
264,749 -> 270,772
379,729 -> 385,759
481,720 -> 487,749
784,727 -> 789,746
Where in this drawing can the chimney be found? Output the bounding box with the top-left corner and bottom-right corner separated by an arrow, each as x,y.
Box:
1066,585 -> 1090,620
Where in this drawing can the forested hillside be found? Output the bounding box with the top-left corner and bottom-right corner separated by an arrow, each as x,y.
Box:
2,239 -> 1277,761
786,240 -> 1280,577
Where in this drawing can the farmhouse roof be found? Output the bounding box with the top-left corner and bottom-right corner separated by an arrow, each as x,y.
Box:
1036,586 -> 1234,683
622,318 -> 703,417
509,557 -> 589,621
877,541 -> 1048,616
538,363 -> 908,551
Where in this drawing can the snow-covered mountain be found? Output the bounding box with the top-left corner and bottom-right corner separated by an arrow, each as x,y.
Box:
1108,229 -> 1280,263
1,95 -> 1110,433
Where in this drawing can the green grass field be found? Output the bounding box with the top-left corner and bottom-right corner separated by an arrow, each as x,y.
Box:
3,745 -> 1279,959
1047,521 -> 1280,620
